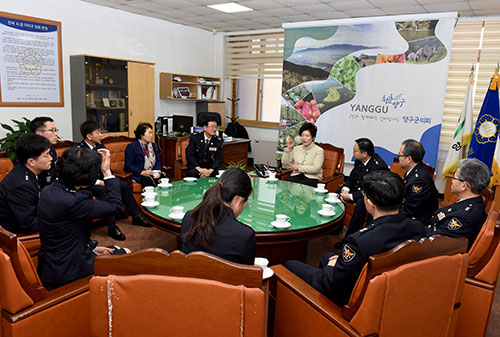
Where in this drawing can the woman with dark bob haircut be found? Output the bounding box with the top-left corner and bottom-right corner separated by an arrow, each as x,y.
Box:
181,168 -> 256,264
282,122 -> 324,187
37,147 -> 128,290
124,122 -> 162,187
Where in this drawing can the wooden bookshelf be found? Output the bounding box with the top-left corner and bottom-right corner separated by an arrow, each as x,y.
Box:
159,72 -> 220,101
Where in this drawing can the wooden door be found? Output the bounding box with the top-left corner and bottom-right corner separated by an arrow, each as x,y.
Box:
128,62 -> 155,136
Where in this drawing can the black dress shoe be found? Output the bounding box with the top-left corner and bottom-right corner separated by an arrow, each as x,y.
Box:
132,215 -> 152,227
108,226 -> 126,241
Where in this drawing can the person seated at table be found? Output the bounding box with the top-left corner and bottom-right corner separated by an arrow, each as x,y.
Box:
186,118 -> 223,178
283,170 -> 427,306
428,158 -> 490,250
335,138 -> 388,248
78,121 -> 152,242
37,147 -> 130,290
181,168 -> 255,265
398,139 -> 439,225
124,122 -> 163,188
282,123 -> 324,187
0,134 -> 52,234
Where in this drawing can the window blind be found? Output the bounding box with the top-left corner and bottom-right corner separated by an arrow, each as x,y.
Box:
224,31 -> 284,79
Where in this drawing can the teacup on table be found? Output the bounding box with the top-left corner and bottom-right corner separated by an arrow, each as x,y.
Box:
328,192 -> 340,202
267,171 -> 276,180
218,170 -> 225,177
322,203 -> 334,214
143,186 -> 154,194
170,205 -> 184,216
275,214 -> 290,225
160,178 -> 170,185
317,183 -> 326,191
144,194 -> 156,204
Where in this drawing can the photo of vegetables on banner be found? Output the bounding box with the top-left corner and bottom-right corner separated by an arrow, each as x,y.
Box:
278,13 -> 456,168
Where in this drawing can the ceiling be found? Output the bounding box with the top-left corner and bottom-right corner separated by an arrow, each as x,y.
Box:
83,0 -> 500,32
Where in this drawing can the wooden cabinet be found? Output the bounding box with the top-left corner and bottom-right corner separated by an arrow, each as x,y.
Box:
70,55 -> 155,140
159,72 -> 220,101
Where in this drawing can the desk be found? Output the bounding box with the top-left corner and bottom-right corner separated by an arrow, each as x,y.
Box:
142,177 -> 344,265
157,135 -> 250,180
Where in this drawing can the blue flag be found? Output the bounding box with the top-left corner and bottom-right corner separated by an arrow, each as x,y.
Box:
467,73 -> 500,169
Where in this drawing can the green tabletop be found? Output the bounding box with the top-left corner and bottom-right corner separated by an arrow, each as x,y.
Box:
144,177 -> 344,233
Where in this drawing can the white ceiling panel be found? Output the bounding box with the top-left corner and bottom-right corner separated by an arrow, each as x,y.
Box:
384,5 -> 426,14
343,8 -> 387,16
237,0 -> 284,10
422,3 -> 471,12
260,7 -> 302,16
291,4 -> 339,14
329,0 -> 376,11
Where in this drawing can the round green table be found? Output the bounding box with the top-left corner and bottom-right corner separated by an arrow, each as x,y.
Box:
141,177 -> 344,264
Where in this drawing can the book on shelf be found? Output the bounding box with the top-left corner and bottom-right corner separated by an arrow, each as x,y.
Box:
206,87 -> 213,100
212,87 -> 218,100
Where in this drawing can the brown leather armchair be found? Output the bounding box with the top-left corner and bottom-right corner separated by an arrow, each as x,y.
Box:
0,152 -> 13,182
90,249 -> 266,337
317,142 -> 345,192
0,227 -> 90,337
271,236 -> 469,337
455,207 -> 500,337
174,136 -> 190,181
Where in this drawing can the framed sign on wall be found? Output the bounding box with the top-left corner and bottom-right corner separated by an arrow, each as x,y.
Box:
0,11 -> 63,106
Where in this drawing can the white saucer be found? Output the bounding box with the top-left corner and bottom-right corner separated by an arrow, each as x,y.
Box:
271,220 -> 291,229
141,192 -> 158,197
141,201 -> 159,208
216,175 -> 221,179
168,212 -> 185,220
313,188 -> 328,194
266,177 -> 278,182
157,183 -> 172,189
183,177 -> 197,182
263,267 -> 274,279
318,209 -> 335,217
325,198 -> 342,204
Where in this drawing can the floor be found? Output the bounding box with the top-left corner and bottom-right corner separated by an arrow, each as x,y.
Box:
91,218 -> 500,337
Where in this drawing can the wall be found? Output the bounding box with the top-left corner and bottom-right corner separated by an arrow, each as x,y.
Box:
0,0 -> 224,140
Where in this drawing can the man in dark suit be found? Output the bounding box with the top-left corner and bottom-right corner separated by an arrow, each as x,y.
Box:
335,138 -> 388,248
31,117 -> 59,188
428,158 -> 490,250
0,134 -> 52,234
398,139 -> 439,225
186,118 -> 223,178
284,170 -> 427,306
76,121 -> 151,241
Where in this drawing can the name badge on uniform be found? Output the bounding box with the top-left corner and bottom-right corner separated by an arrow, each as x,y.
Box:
437,212 -> 445,221
209,147 -> 217,151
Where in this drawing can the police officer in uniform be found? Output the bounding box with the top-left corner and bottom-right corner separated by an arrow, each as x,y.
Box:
336,138 -> 388,248
398,139 -> 438,225
284,170 -> 427,306
31,117 -> 59,188
0,134 -> 52,234
186,118 -> 223,178
429,158 -> 490,250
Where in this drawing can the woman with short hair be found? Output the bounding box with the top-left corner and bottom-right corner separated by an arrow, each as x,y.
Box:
181,168 -> 256,265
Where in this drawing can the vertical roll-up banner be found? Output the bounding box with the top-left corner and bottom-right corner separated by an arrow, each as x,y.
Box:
279,12 -> 457,167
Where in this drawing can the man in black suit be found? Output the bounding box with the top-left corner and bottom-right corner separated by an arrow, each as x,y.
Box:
428,158 -> 490,250
398,139 -> 439,225
0,134 -> 52,234
186,118 -> 223,178
31,117 -> 59,188
336,138 -> 388,248
284,170 -> 427,306
76,121 -> 151,241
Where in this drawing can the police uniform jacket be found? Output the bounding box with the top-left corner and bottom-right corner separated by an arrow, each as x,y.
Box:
0,164 -> 40,234
75,141 -> 108,180
181,208 -> 256,265
37,178 -> 122,288
186,132 -> 223,171
308,213 -> 427,306
401,162 -> 439,225
124,139 -> 161,183
429,196 -> 486,250
340,153 -> 388,200
38,146 -> 57,189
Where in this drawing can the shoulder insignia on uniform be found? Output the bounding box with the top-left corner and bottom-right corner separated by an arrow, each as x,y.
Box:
415,173 -> 419,178
412,185 -> 422,193
447,218 -> 462,231
465,206 -> 471,211
342,244 -> 356,262
437,212 -> 446,221
359,228 -> 368,233
448,208 -> 452,212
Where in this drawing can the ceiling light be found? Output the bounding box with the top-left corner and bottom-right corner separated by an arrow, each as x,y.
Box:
207,2 -> 253,13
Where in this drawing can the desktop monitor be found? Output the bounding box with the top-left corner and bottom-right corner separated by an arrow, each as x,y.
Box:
173,115 -> 193,133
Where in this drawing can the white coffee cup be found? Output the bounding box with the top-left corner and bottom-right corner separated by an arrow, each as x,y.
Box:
275,214 -> 290,224
268,171 -> 276,180
152,170 -> 160,178
328,192 -> 340,201
171,206 -> 184,216
160,178 -> 169,185
218,170 -> 225,177
322,204 -> 334,214
317,183 -> 326,191
254,257 -> 269,269
144,195 -> 155,204
143,186 -> 154,194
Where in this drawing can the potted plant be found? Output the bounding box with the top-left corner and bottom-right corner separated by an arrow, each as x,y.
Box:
0,118 -> 31,162
226,159 -> 246,171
